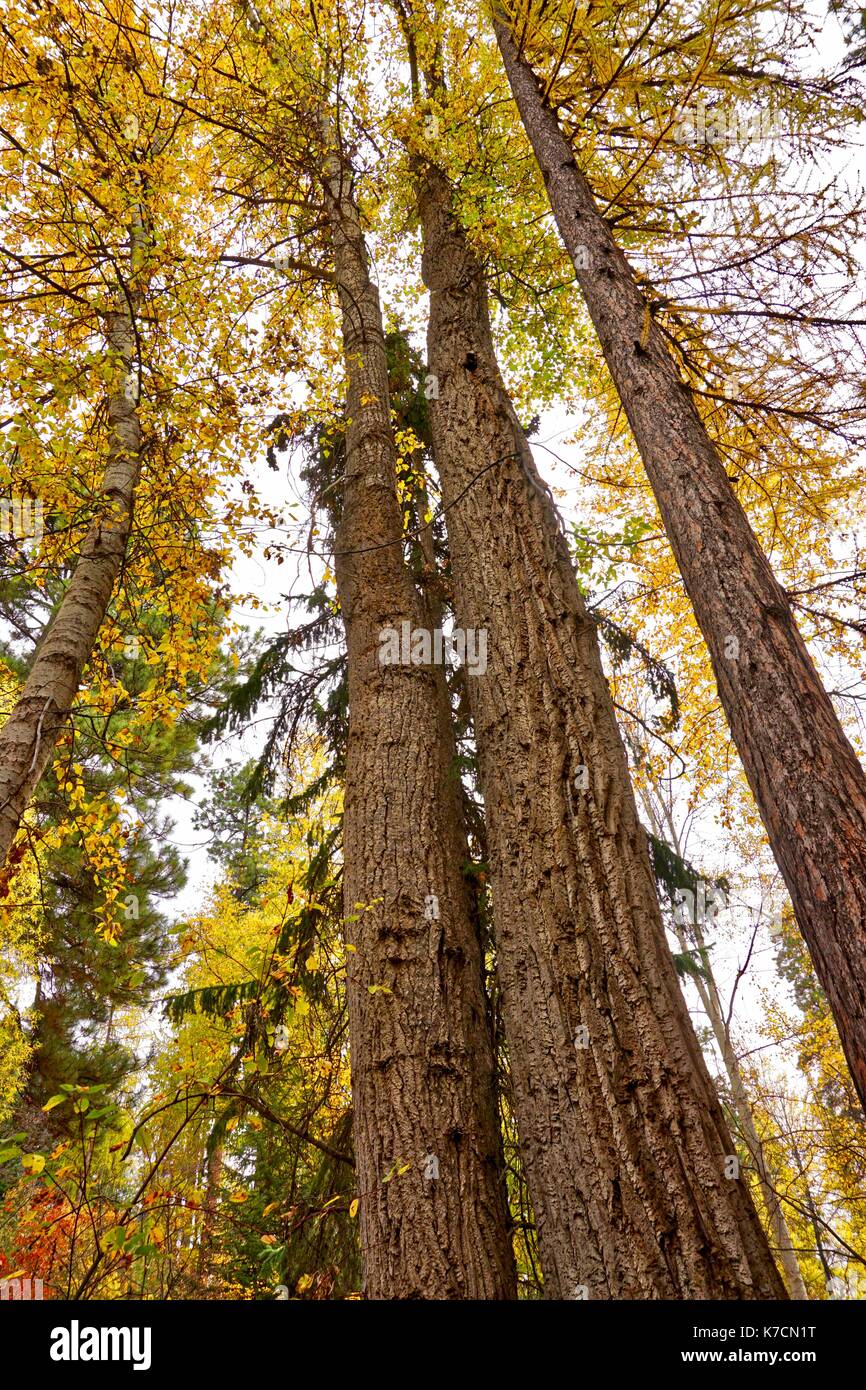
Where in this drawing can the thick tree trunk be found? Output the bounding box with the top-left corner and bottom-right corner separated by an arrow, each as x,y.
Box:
418,160 -> 785,1299
320,131 -> 515,1299
0,215 -> 145,866
495,18 -> 866,1110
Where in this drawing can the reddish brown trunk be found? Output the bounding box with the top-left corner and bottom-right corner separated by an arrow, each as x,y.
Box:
417,159 -> 785,1299
495,17 -> 866,1111
320,127 -> 515,1299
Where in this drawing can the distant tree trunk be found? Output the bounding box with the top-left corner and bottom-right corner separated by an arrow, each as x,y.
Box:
197,1140 -> 224,1293
417,159 -> 785,1299
792,1143 -> 834,1291
642,802 -> 808,1299
0,211 -> 146,867
319,125 -> 515,1299
495,17 -> 866,1111
679,920 -> 808,1300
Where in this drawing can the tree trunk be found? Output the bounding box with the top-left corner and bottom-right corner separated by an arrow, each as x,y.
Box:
794,1145 -> 834,1292
0,212 -> 145,866
319,127 -> 515,1299
643,799 -> 808,1298
197,1140 -> 224,1293
417,158 -> 786,1299
680,921 -> 809,1300
495,17 -> 866,1110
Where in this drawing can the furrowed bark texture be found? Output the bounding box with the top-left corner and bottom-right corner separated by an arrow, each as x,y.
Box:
0,217 -> 146,867
321,139 -> 515,1299
495,18 -> 866,1110
418,161 -> 785,1300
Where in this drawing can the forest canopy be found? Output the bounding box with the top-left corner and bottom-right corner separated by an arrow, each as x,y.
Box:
1,0 -> 865,1307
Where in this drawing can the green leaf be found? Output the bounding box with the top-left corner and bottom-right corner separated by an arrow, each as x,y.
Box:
103,1225 -> 127,1253
672,948 -> 710,983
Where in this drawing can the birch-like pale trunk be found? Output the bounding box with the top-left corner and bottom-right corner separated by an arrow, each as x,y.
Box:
690,942 -> 811,1302
0,214 -> 146,865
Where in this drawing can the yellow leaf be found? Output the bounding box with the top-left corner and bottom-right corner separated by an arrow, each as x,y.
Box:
640,303 -> 651,350
349,1199 -> 359,1219
229,1190 -> 248,1203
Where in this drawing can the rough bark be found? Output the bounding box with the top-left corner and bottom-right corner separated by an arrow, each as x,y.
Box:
0,214 -> 145,866
320,130 -> 515,1299
495,17 -> 866,1110
418,158 -> 786,1299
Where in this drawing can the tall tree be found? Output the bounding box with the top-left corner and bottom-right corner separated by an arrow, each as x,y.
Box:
309,99 -> 515,1294
493,7 -> 866,1109
189,0 -> 516,1298
0,9 -> 156,865
396,6 -> 785,1299
0,227 -> 145,866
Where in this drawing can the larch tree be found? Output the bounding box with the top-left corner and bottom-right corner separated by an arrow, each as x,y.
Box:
219,1 -> 516,1297
2,0 -> 864,1311
321,127 -> 515,1299
390,1 -> 786,1299
492,1 -> 866,1108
